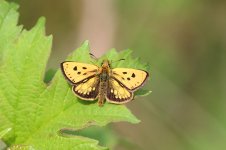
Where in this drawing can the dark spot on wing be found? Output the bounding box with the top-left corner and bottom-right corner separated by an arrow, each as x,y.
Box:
127,77 -> 130,80
123,72 -> 127,74
121,77 -> 125,80
83,73 -> 87,75
73,66 -> 77,71
77,72 -> 81,75
82,67 -> 87,69
131,73 -> 136,78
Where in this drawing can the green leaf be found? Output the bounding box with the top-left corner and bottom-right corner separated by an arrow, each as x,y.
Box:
0,1 -> 150,149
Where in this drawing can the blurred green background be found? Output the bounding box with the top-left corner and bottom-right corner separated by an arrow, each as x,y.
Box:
9,0 -> 226,149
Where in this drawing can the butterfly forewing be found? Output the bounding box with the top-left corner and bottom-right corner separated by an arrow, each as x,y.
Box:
112,68 -> 149,91
73,76 -> 100,100
61,61 -> 98,84
106,78 -> 133,104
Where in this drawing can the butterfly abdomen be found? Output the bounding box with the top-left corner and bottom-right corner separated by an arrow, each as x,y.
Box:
98,81 -> 107,106
98,70 -> 109,106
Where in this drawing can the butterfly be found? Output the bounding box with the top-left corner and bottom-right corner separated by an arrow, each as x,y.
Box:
61,59 -> 149,106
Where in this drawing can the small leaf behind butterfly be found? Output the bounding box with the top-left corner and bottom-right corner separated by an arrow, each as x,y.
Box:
135,89 -> 152,97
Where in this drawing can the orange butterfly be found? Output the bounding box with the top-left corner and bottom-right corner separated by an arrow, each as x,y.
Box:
61,59 -> 149,106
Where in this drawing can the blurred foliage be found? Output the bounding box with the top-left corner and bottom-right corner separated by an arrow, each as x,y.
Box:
115,0 -> 226,150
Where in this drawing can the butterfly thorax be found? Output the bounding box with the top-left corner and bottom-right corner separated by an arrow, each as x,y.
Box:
99,59 -> 111,83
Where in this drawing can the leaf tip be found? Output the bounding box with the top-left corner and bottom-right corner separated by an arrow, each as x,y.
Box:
130,117 -> 141,124
37,17 -> 46,26
81,40 -> 90,49
33,17 -> 47,34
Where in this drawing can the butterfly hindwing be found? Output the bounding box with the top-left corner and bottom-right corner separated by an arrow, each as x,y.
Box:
112,68 -> 149,91
61,61 -> 98,84
73,76 -> 100,100
106,78 -> 133,104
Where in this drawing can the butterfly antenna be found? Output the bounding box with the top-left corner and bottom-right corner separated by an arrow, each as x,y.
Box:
89,53 -> 99,65
112,58 -> 125,63
89,53 -> 98,60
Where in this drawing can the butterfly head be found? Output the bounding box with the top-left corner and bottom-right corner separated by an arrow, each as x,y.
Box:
101,59 -> 111,69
